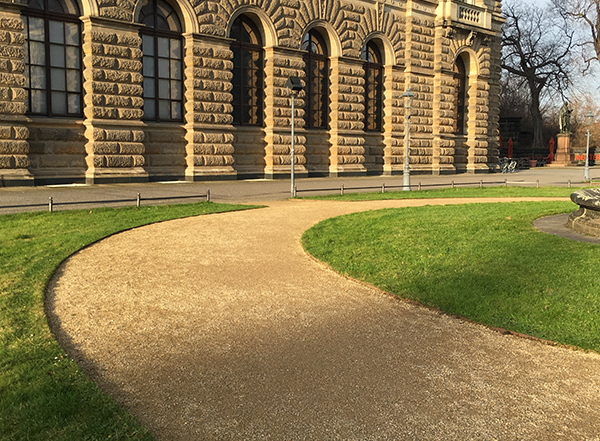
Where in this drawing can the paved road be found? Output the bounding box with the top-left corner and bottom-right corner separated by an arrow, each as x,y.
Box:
47,198 -> 600,440
1,166 -> 598,214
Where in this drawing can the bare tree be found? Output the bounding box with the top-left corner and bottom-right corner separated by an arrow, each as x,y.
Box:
552,0 -> 600,67
499,72 -> 530,119
502,0 -> 576,149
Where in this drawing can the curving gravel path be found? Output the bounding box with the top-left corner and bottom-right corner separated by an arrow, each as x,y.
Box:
47,198 -> 600,440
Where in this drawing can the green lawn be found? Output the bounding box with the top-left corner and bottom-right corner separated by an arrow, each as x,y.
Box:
0,202 -> 257,441
302,201 -> 600,352
2,192 -> 598,439
303,185 -> 587,201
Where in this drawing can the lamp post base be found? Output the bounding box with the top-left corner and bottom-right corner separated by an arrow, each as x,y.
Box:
403,168 -> 411,191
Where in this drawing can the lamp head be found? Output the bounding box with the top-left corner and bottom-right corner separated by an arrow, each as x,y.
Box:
585,111 -> 594,127
286,77 -> 303,94
402,88 -> 414,114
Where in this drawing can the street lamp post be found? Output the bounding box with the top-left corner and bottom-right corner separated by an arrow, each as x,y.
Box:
286,77 -> 303,197
584,111 -> 594,182
402,88 -> 414,191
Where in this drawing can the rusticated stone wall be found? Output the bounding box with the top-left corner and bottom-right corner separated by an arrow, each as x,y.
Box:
264,49 -> 307,178
487,34 -> 502,169
381,65 -> 405,174
0,0 -> 503,184
144,124 -> 186,179
232,126 -> 266,177
404,13 -> 436,174
184,36 -> 236,179
431,20 -> 456,174
82,18 -> 146,183
28,122 -> 86,182
0,6 -> 31,185
329,58 -> 366,176
364,132 -> 384,174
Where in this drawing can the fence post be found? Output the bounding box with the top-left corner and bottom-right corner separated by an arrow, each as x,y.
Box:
504,179 -> 507,187
341,184 -> 344,195
536,180 -> 539,188
382,182 -> 385,194
418,181 -> 422,191
568,180 -> 571,188
206,189 -> 211,202
48,197 -> 53,213
451,180 -> 455,189
137,193 -> 141,207
480,179 -> 483,188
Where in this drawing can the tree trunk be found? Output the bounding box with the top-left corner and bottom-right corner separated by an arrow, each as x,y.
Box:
528,81 -> 545,150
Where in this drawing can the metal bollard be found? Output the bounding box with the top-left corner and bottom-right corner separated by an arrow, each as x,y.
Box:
206,189 -> 211,202
137,193 -> 141,207
49,197 -> 53,213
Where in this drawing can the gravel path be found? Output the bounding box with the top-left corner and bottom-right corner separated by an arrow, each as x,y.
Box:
47,198 -> 600,440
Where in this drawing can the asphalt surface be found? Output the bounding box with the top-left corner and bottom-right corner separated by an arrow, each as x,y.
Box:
1,166 -> 598,214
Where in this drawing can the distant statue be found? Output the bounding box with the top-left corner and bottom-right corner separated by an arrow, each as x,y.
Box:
559,102 -> 572,134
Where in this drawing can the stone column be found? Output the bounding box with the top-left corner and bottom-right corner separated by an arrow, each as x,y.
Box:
382,65 -> 405,175
81,17 -> 147,184
487,34 -> 502,171
403,10 -> 436,175
264,47 -> 307,179
432,23 -> 456,175
466,77 -> 491,173
0,0 -> 33,186
184,34 -> 236,180
329,56 -> 366,177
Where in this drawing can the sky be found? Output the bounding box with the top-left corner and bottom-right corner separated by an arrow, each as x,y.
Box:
506,0 -> 600,103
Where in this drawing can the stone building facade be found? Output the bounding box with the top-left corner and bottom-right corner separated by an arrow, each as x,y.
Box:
0,0 -> 503,185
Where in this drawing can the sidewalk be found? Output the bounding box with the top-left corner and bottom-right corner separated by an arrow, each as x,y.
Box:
1,166 -> 598,214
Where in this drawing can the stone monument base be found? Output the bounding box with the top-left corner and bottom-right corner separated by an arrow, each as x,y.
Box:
549,133 -> 575,167
567,189 -> 600,238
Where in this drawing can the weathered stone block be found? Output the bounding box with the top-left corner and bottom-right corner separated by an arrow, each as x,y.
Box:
14,155 -> 29,168
0,101 -> 25,115
0,139 -> 27,154
93,142 -> 119,155
105,154 -> 134,167
119,142 -> 144,155
118,108 -> 143,119
0,155 -> 15,168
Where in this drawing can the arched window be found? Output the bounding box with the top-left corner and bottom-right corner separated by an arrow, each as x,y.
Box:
302,29 -> 329,129
362,41 -> 384,132
23,0 -> 83,116
140,0 -> 184,122
454,56 -> 468,134
230,15 -> 264,126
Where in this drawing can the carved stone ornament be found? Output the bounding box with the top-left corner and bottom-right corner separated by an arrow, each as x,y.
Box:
567,189 -> 600,238
466,31 -> 477,46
